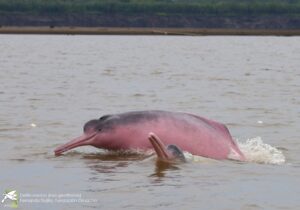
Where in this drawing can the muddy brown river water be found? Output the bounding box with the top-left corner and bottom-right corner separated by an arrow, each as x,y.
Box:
0,35 -> 299,209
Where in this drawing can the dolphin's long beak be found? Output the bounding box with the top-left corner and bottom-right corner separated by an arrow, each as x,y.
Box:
148,132 -> 171,161
54,132 -> 97,156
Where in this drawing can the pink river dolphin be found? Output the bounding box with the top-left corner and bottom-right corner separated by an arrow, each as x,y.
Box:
54,110 -> 245,161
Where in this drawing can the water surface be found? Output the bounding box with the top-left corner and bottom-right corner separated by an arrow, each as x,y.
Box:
0,35 -> 299,209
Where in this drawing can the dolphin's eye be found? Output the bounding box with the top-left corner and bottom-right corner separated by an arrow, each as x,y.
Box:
98,128 -> 102,131
83,119 -> 98,133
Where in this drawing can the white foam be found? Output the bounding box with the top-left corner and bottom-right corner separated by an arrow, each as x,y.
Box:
183,152 -> 218,163
237,137 -> 286,164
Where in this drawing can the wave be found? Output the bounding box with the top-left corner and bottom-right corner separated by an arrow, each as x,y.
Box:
237,137 -> 286,164
183,137 -> 286,164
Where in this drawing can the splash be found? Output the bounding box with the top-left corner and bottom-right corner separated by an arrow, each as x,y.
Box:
237,137 -> 286,164
183,152 -> 218,163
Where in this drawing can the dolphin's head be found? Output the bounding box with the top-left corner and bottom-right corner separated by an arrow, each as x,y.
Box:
166,144 -> 186,162
54,115 -> 114,156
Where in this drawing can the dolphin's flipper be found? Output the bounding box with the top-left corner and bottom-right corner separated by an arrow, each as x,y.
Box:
148,132 -> 185,162
148,132 -> 171,161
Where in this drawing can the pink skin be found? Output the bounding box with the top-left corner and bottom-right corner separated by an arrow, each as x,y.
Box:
54,111 -> 245,161
148,132 -> 173,161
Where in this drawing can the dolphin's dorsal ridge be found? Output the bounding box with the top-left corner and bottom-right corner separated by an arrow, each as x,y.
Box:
99,115 -> 111,121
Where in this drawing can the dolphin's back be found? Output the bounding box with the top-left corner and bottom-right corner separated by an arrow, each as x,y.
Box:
99,110 -> 244,160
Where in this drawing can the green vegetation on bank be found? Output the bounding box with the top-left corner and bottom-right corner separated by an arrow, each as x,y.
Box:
0,0 -> 300,16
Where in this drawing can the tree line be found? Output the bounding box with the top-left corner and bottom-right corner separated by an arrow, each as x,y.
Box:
0,0 -> 299,16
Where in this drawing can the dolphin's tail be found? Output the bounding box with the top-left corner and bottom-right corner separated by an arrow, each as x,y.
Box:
228,144 -> 246,161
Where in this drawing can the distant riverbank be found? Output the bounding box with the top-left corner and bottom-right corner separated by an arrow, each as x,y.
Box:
1,13 -> 300,30
1,27 -> 300,36
1,0 -> 300,31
